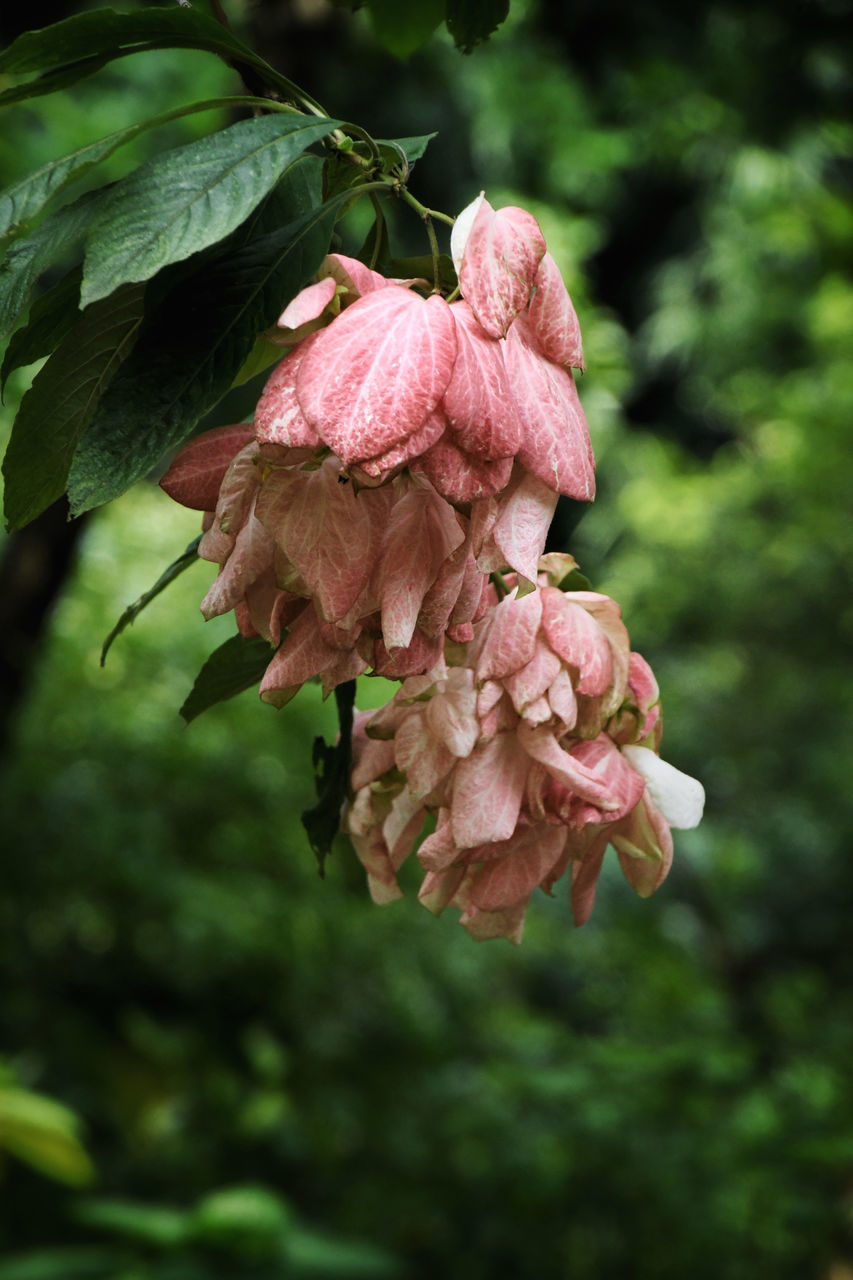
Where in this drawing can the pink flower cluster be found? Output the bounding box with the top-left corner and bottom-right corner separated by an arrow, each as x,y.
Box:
345,562 -> 704,942
256,192 -> 593,507
160,192 -> 704,940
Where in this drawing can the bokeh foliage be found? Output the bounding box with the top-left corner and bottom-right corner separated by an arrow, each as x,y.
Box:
1,0 -> 852,1275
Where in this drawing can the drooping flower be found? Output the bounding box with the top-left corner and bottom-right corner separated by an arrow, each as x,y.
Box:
343,575 -> 704,943
160,427 -> 490,701
251,195 -> 596,556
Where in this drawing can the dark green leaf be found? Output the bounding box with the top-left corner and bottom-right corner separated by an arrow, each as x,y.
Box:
2,282 -> 145,531
0,266 -> 81,394
100,536 -> 202,667
80,114 -> 341,307
301,681 -> 356,876
0,56 -> 114,110
365,0 -> 445,59
180,634 -> 276,724
377,134 -> 437,165
0,188 -> 103,342
445,0 -> 511,51
67,158 -> 336,515
0,6 -> 310,107
0,97 -> 284,247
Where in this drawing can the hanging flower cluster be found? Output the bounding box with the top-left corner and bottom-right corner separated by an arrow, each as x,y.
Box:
161,193 -> 704,941
344,560 -> 704,942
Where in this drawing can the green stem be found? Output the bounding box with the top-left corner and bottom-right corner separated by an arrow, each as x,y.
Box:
398,189 -> 450,293
490,571 -> 511,600
367,195 -> 386,270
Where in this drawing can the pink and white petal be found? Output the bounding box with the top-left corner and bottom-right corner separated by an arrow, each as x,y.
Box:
574,592 -> 632,702
277,276 -> 337,329
547,666 -> 578,730
469,823 -> 567,911
505,317 -> 595,500
503,643 -> 562,717
350,736 -> 397,793
382,786 -> 426,862
377,482 -> 465,651
209,440 -> 263,538
259,604 -> 338,707
296,288 -> 457,464
346,796 -> 404,905
200,504 -> 274,620
473,588 -> 543,680
443,301 -> 521,457
612,795 -> 674,897
450,194 -> 485,273
540,587 -> 614,695
476,679 -> 504,720
517,722 -> 615,808
417,811 -> 462,874
254,335 -> 324,447
477,466 -> 557,583
621,745 -> 705,829
456,902 -> 526,944
160,424 -> 254,512
418,864 -> 470,916
527,252 -> 584,369
318,253 -> 390,300
394,713 -> 455,799
451,553 -> 489,626
572,735 -> 647,822
425,675 -> 479,759
570,840 -> 608,926
450,733 -> 530,848
370,628 -> 445,679
356,408 -> 446,479
275,460 -> 390,624
319,645 -> 369,697
417,528 -> 472,639
416,435 -> 513,505
457,198 -> 546,339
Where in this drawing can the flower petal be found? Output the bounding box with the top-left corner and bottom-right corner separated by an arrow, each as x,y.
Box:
443,301 -> 521,457
621,746 -> 705,829
505,315 -> 595,500
254,335 -> 323,448
416,434 -> 513,504
456,196 -> 546,338
160,424 -> 254,512
450,733 -> 530,848
296,287 -> 457,464
527,252 -> 584,369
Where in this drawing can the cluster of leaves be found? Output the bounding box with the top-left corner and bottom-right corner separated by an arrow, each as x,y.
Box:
0,4 -> 444,537
336,0 -> 511,59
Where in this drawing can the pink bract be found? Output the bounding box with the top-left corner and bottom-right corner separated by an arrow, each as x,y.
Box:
344,583 -> 704,943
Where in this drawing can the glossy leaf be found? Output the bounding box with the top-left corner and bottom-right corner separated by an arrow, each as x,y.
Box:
0,6 -> 304,107
0,188 -> 101,342
67,163 -> 335,515
2,283 -> 145,530
80,114 -> 341,307
180,633 -> 276,724
0,97 -> 285,246
0,266 -> 81,393
100,536 -> 202,667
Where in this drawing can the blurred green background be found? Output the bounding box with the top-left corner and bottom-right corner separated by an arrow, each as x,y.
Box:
1,0 -> 852,1276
